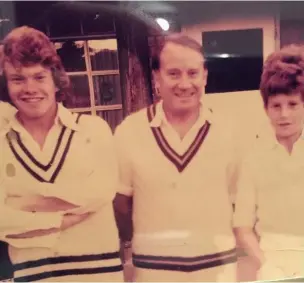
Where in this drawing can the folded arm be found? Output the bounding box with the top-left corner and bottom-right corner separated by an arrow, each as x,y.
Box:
5,212 -> 92,240
4,118 -> 119,213
0,203 -> 62,243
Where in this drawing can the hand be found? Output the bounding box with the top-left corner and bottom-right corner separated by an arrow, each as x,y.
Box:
5,195 -> 79,212
60,212 -> 93,231
6,227 -> 60,239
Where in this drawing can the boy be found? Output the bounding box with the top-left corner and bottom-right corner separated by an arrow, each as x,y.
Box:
234,44 -> 304,281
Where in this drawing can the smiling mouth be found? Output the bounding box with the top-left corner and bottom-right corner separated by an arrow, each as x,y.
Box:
20,97 -> 44,103
175,93 -> 195,98
279,123 -> 291,127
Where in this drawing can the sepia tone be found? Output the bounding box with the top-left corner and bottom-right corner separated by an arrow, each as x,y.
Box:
0,1 -> 304,282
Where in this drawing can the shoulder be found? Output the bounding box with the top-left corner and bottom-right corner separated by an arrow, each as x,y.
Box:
114,106 -> 150,136
0,102 -> 16,117
78,113 -> 111,132
0,102 -> 16,128
76,113 -> 113,145
207,110 -> 238,147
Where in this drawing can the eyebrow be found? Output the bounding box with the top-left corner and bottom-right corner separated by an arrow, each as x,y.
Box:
7,69 -> 48,76
33,71 -> 48,76
7,73 -> 23,78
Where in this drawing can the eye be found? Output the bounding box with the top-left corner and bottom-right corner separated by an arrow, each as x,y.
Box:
167,70 -> 180,78
188,69 -> 199,77
10,77 -> 24,83
35,75 -> 46,81
272,103 -> 281,108
289,101 -> 299,107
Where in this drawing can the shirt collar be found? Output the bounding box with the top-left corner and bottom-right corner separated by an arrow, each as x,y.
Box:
149,99 -> 213,128
55,103 -> 80,132
257,124 -> 304,151
0,103 -> 80,136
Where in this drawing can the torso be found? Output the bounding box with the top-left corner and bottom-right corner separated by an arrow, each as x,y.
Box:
120,105 -> 237,256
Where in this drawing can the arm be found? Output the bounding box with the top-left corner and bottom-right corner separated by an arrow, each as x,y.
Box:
233,155 -> 264,267
4,118 -> 119,212
113,120 -> 134,242
6,212 -> 92,239
0,206 -> 63,244
50,118 -> 119,211
5,194 -> 78,213
226,121 -> 253,205
234,227 -> 264,268
0,187 -> 62,238
114,194 -> 133,242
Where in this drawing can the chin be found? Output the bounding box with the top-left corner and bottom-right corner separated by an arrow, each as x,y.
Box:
276,129 -> 300,139
22,111 -> 48,120
174,104 -> 194,112
177,99 -> 198,108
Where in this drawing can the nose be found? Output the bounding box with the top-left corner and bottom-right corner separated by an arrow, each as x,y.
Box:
280,106 -> 291,118
23,79 -> 37,94
178,76 -> 192,90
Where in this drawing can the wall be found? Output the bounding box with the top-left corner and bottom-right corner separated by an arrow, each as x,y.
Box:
181,11 -> 277,151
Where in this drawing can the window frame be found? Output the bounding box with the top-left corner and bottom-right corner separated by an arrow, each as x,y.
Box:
52,35 -> 123,117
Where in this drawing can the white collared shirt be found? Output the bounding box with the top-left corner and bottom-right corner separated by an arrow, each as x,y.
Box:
149,100 -> 213,155
0,103 -> 120,253
233,129 -> 304,237
114,100 -> 240,256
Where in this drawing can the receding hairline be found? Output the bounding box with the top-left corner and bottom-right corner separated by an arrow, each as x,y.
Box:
162,41 -> 204,56
163,34 -> 203,53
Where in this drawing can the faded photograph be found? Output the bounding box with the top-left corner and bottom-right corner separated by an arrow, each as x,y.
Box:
0,1 -> 303,283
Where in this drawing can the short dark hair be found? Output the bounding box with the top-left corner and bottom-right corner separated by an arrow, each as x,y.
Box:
0,26 -> 72,104
260,44 -> 304,106
151,33 -> 207,71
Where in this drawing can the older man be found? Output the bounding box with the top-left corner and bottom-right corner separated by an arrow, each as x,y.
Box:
114,34 -> 240,282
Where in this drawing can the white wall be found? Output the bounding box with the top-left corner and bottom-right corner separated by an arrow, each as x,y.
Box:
182,13 -> 277,145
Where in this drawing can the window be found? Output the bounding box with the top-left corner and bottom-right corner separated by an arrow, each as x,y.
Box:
202,28 -> 263,94
0,2 -> 15,40
55,38 -> 123,131
280,20 -> 304,47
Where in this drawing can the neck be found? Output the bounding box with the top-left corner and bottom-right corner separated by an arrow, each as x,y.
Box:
164,105 -> 200,125
17,104 -> 57,147
163,104 -> 200,139
277,131 -> 302,154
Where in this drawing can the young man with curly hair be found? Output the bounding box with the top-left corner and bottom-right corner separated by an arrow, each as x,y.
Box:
233,44 -> 304,281
0,26 -> 123,282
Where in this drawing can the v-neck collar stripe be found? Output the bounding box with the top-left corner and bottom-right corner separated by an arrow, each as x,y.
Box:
147,105 -> 211,173
6,113 -> 82,183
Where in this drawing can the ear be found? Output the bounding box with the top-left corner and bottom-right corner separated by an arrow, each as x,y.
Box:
153,70 -> 161,98
203,68 -> 208,87
264,103 -> 270,119
153,70 -> 160,83
263,100 -> 268,111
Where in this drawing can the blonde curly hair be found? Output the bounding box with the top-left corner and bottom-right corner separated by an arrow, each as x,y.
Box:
0,26 -> 72,103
